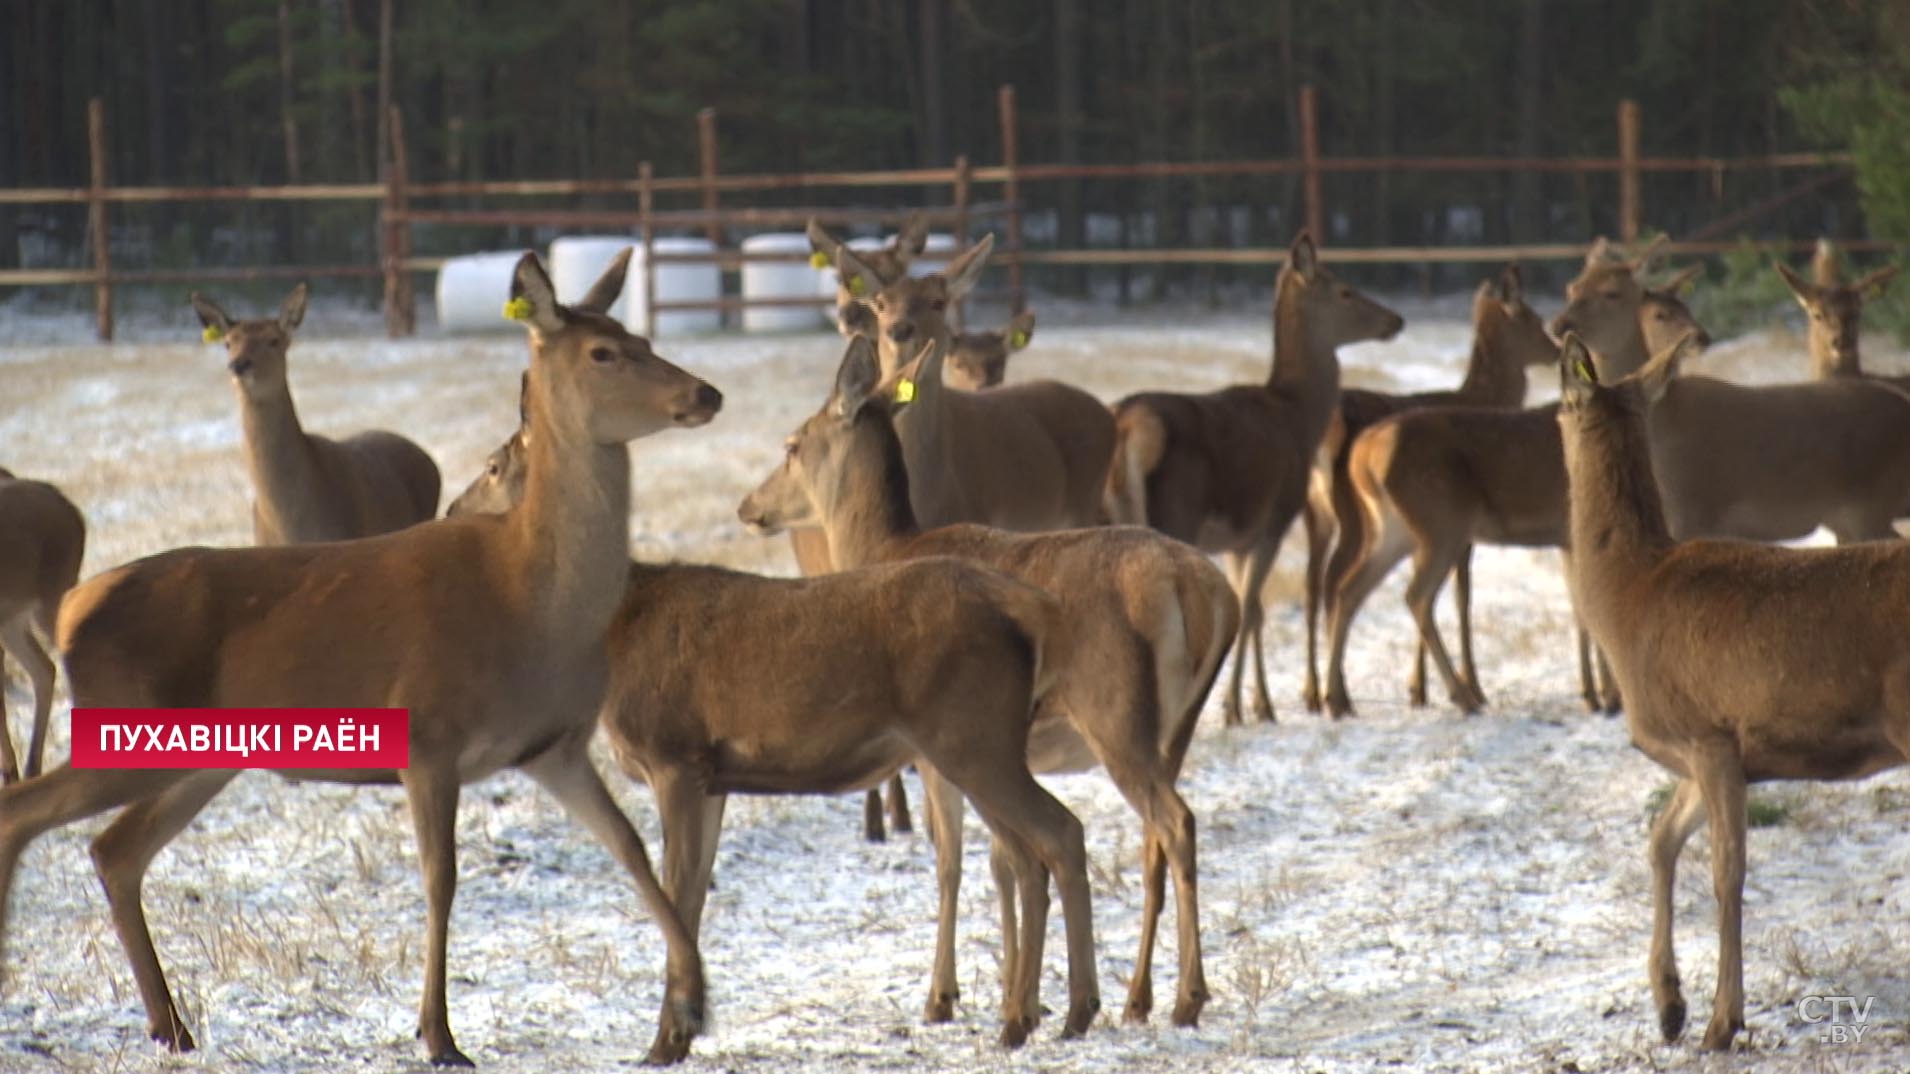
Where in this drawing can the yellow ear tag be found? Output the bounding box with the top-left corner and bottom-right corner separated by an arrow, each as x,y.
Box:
502,296 -> 533,322
809,251 -> 831,269
202,324 -> 225,344
1572,356 -> 1597,385
847,275 -> 867,297
893,378 -> 916,404
1009,329 -> 1029,349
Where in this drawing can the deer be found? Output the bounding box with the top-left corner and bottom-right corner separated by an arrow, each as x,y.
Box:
1317,257 -> 1712,718
1555,329 -> 1910,1053
1553,248 -> 1910,545
190,284 -> 442,544
0,468 -> 85,782
1775,238 -> 1903,384
943,310 -> 1040,391
448,406 -> 1102,1049
0,251 -> 722,1067
739,334 -> 1238,1029
808,214 -> 932,339
1106,231 -> 1403,725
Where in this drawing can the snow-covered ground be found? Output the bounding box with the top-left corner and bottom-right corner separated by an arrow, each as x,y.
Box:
2,292 -> 1907,1073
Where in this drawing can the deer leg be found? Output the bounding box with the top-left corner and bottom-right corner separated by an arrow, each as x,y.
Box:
649,767 -> 724,939
517,736 -> 706,1065
1300,499 -> 1333,714
887,771 -> 913,835
1240,541 -> 1280,723
1404,545 -> 1484,714
1324,525 -> 1410,718
88,770 -> 236,1051
1124,835 -> 1166,1025
1408,632 -> 1430,707
1453,545 -> 1480,699
1576,626 -> 1600,712
402,764 -> 473,1068
862,788 -> 886,842
1221,553 -> 1254,726
1694,751 -> 1748,1051
0,639 -> 16,784
1107,756 -> 1204,1027
1646,778 -> 1706,1042
1596,647 -> 1624,714
918,766 -> 966,1023
0,620 -> 56,780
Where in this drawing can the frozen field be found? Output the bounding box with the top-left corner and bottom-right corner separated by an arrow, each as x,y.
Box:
1,293 -> 1907,1073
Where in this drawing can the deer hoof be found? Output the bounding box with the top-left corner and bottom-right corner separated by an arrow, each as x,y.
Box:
1698,1016 -> 1743,1052
1601,691 -> 1624,716
1326,693 -> 1356,719
1121,987 -> 1152,1025
1658,999 -> 1687,1042
924,991 -> 957,1023
428,1045 -> 477,1068
1220,698 -> 1244,727
150,1021 -> 196,1053
1060,996 -> 1100,1039
1301,683 -> 1323,713
1171,988 -> 1207,1028
998,1016 -> 1032,1049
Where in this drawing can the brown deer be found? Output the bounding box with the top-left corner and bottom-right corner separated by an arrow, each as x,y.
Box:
0,251 -> 721,1067
808,214 -> 931,338
740,335 -> 1238,1028
190,285 -> 441,544
944,310 -> 1040,390
1107,231 -> 1403,724
449,411 -> 1102,1049
1555,330 -> 1910,1052
1554,252 -> 1910,544
0,468 -> 84,782
1317,264 -> 1711,717
1776,238 -> 1902,383
1298,265 -> 1555,713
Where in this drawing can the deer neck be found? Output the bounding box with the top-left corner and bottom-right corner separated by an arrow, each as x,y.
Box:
1810,324 -> 1861,379
1593,317 -> 1653,381
1455,318 -> 1532,407
819,415 -> 922,569
237,382 -> 328,533
1564,397 -> 1673,614
508,383 -> 634,638
1268,277 -> 1341,448
887,336 -> 963,524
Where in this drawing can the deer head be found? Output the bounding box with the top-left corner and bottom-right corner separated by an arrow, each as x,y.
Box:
1278,232 -> 1405,349
1776,241 -> 1899,377
808,214 -> 931,337
191,284 -> 309,398
446,374 -> 532,519
1474,263 -> 1558,369
837,233 -> 994,382
944,310 -> 1038,391
1552,241 -> 1656,377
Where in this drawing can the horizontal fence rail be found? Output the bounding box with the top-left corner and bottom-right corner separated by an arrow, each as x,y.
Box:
0,87 -> 1883,341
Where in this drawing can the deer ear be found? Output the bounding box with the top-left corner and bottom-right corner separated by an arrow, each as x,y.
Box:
508,252 -> 568,336
278,283 -> 309,331
574,248 -> 633,316
1659,263 -> 1701,296
516,370 -> 531,431
893,213 -> 930,260
1498,262 -> 1524,308
1007,309 -> 1037,350
1559,332 -> 1600,407
835,245 -> 881,302
1585,236 -> 1613,268
1633,330 -> 1700,403
1288,231 -> 1319,279
1775,260 -> 1813,305
831,336 -> 883,418
190,292 -> 234,336
943,234 -> 993,300
1854,264 -> 1901,300
806,218 -> 843,268
874,339 -> 937,412
1812,238 -> 1844,286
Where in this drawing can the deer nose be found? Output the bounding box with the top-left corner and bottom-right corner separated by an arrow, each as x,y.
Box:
695,383 -> 724,414
228,357 -> 255,376
888,322 -> 915,344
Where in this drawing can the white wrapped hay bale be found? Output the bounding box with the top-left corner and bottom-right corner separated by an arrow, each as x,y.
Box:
741,233 -> 826,333
548,236 -> 722,336
435,252 -> 526,334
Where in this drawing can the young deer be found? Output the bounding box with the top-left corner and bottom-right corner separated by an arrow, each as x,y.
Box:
0,468 -> 85,782
1,251 -> 722,1066
190,285 -> 441,544
1776,238 -> 1903,383
450,409 -> 1102,1049
1554,252 -> 1910,544
944,310 -> 1040,391
1108,231 -> 1403,724
1318,263 -> 1711,717
1556,330 -> 1910,1052
1299,265 -> 1556,713
808,214 -> 931,338
740,335 -> 1238,1028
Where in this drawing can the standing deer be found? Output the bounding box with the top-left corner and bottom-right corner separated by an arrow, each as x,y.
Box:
1555,330 -> 1910,1052
740,335 -> 1238,1028
943,310 -> 1040,391
1107,231 -> 1403,724
449,410 -> 1102,1049
191,285 -> 441,544
1554,252 -> 1910,544
0,468 -> 84,782
0,251 -> 721,1066
1317,260 -> 1711,717
1776,238 -> 1902,383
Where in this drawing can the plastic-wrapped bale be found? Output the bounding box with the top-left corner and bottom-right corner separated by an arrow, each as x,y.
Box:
741,233 -> 827,332
549,236 -> 641,323
548,236 -> 724,336
435,252 -> 526,334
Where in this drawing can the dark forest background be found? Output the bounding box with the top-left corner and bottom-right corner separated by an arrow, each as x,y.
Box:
4,0 -> 1907,308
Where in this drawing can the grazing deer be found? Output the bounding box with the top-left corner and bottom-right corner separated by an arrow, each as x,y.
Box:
190,285 -> 441,544
1776,238 -> 1902,383
1554,251 -> 1910,544
1107,231 -> 1403,724
1299,265 -> 1555,713
740,335 -> 1238,1028
0,252 -> 722,1066
0,469 -> 84,782
1317,265 -> 1711,717
450,413 -> 1101,1049
1556,330 -> 1910,1052
944,310 -> 1040,391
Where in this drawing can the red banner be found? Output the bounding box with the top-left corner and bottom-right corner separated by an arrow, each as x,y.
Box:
70,708 -> 410,769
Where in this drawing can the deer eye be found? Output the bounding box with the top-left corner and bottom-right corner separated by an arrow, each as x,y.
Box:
590,345 -> 616,364
1339,287 -> 1352,299
486,461 -> 500,477
930,299 -> 946,311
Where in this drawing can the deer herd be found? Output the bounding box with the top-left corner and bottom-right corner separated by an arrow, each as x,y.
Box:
0,224 -> 1904,1065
